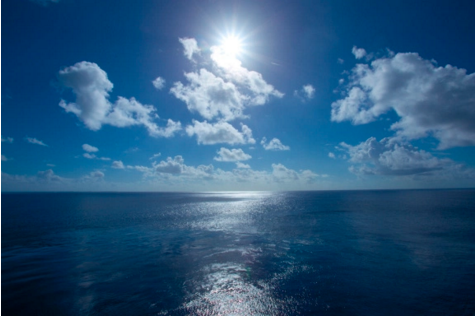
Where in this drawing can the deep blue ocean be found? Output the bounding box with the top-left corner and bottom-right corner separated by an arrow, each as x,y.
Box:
2,190 -> 475,315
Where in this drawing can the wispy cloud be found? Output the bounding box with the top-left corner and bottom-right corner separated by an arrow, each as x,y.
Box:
2,136 -> 13,143
25,137 -> 48,147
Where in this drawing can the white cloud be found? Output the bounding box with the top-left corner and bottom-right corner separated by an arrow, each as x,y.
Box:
154,156 -> 185,174
82,144 -> 98,152
171,38 -> 283,123
272,163 -> 299,181
235,162 -> 251,169
83,153 -> 110,161
332,51 -> 475,149
149,153 -> 162,160
337,58 -> 345,64
186,120 -> 255,145
340,137 -> 475,178
328,152 -> 336,159
179,37 -> 200,60
46,164 -> 55,167
352,46 -> 367,59
128,155 -> 324,188
294,84 -> 315,101
170,69 -> 245,121
2,136 -> 13,143
261,137 -> 290,151
2,155 -> 11,161
59,61 -> 181,137
152,77 -> 166,90
25,137 -> 48,146
210,45 -> 284,105
111,160 -> 125,169
214,148 -> 252,162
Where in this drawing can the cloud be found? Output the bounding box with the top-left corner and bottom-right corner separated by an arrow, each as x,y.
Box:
37,169 -> 63,182
235,162 -> 250,169
210,45 -> 284,105
214,148 -> 252,162
152,77 -> 166,90
82,144 -> 99,152
171,38 -> 283,122
30,0 -> 60,6
179,37 -> 200,60
127,154 -> 325,188
154,156 -> 185,174
83,153 -> 110,161
149,153 -> 162,160
328,152 -> 336,159
332,51 -> 475,149
25,137 -> 48,146
261,137 -> 290,151
170,69 -> 246,121
46,164 -> 55,167
2,136 -> 13,143
337,58 -> 345,64
186,120 -> 255,145
2,155 -> 11,161
111,160 -> 125,169
294,84 -> 315,101
272,163 -> 299,181
352,46 -> 367,59
340,137 -> 475,178
58,61 -> 181,137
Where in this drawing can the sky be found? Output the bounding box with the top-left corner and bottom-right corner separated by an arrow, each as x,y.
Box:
2,0 -> 475,191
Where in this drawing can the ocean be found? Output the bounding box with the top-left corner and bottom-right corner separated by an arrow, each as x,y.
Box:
2,190 -> 475,315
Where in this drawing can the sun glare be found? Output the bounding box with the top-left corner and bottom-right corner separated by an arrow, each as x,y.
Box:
221,35 -> 242,57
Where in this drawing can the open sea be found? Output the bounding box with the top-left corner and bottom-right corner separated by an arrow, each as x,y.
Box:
2,190 -> 475,315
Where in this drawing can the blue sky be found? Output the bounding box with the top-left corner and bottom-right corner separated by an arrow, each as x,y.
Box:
2,0 -> 475,191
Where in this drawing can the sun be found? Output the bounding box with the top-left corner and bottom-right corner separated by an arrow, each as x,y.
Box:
220,35 -> 243,57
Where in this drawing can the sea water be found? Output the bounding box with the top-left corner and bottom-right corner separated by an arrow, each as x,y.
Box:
2,190 -> 475,315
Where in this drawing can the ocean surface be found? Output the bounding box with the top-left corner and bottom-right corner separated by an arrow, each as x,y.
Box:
2,190 -> 475,315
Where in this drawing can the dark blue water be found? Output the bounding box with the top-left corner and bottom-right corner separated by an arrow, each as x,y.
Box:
2,190 -> 475,315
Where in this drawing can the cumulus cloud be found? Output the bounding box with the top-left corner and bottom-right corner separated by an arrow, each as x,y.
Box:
170,37 -> 283,124
332,51 -> 475,149
214,148 -> 252,162
328,152 -> 336,159
2,136 -> 13,143
127,154 -> 324,187
58,61 -> 181,137
340,137 -> 475,178
186,120 -> 255,145
261,137 -> 290,151
179,37 -> 200,60
82,144 -> 98,152
37,169 -> 63,182
25,137 -> 48,146
210,45 -> 284,105
111,160 -> 125,169
352,46 -> 367,59
235,162 -> 251,169
170,69 -> 245,121
294,84 -> 315,101
152,77 -> 166,90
